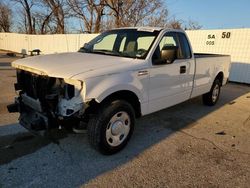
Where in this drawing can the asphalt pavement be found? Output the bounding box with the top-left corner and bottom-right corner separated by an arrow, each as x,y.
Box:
0,52 -> 250,188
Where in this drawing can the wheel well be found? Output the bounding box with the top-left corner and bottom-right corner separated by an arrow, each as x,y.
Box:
215,72 -> 224,85
100,90 -> 142,118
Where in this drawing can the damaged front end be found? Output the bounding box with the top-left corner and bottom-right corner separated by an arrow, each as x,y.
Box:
7,69 -> 86,135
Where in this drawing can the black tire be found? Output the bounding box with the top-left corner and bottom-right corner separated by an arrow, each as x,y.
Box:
87,100 -> 135,155
203,79 -> 221,106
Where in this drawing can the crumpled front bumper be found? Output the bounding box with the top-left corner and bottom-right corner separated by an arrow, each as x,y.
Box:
7,97 -> 53,135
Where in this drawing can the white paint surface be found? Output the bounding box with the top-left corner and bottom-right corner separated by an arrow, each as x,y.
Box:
0,33 -> 98,55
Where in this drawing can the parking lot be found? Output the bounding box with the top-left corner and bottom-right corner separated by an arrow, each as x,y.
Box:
0,52 -> 250,188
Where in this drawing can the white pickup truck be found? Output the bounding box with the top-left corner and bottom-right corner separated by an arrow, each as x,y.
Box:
8,27 -> 231,154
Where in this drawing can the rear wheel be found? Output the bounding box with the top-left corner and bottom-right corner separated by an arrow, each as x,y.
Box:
203,79 -> 221,106
87,100 -> 135,155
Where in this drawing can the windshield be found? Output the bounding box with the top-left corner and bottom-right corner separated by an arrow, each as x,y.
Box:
79,29 -> 160,59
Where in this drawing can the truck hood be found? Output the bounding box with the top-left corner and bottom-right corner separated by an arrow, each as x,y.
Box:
12,52 -> 144,79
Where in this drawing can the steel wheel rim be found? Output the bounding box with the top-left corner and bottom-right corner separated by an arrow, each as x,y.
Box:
106,111 -> 131,147
212,84 -> 220,102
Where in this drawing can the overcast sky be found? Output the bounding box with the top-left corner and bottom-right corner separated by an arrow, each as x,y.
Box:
167,0 -> 250,29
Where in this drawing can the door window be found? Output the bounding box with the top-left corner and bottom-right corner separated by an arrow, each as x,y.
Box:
152,32 -> 193,62
152,32 -> 179,61
159,35 -> 178,50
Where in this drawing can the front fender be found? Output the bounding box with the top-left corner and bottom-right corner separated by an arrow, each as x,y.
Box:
84,71 -> 146,103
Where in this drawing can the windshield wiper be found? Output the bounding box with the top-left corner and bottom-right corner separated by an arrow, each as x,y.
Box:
91,50 -> 121,56
119,52 -> 138,59
80,48 -> 138,59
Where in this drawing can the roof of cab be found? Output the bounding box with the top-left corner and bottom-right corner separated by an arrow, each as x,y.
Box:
110,26 -> 186,33
112,26 -> 163,32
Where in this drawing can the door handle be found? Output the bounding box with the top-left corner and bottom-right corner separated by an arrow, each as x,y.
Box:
180,66 -> 186,74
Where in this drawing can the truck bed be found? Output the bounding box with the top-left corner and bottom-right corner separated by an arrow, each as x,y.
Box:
191,53 -> 231,99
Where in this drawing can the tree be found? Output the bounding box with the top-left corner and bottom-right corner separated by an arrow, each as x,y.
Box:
67,0 -> 169,33
103,0 -> 123,27
42,0 -> 68,34
7,0 -> 202,33
12,0 -> 36,34
0,3 -> 12,32
11,0 -> 69,34
185,20 -> 202,30
33,8 -> 54,34
67,0 -> 105,33
167,17 -> 183,29
104,0 -> 168,28
166,17 -> 202,30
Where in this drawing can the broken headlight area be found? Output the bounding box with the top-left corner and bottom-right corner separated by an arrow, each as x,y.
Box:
9,69 -> 85,133
15,69 -> 82,101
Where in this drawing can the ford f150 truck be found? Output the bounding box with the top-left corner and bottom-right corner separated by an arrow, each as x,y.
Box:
8,27 -> 231,154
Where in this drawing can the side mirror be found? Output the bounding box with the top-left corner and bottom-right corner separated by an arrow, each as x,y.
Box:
83,43 -> 90,48
79,43 -> 91,52
161,45 -> 178,64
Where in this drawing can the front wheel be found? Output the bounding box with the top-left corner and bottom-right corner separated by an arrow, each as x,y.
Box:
203,79 -> 221,106
87,100 -> 135,155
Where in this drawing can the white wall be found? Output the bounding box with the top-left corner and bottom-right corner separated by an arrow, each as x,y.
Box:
0,29 -> 250,84
0,33 -> 98,55
186,29 -> 250,84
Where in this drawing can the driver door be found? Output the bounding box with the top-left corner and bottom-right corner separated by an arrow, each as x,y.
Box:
147,32 -> 194,114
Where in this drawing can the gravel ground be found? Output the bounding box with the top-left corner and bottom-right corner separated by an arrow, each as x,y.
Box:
0,53 -> 250,188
